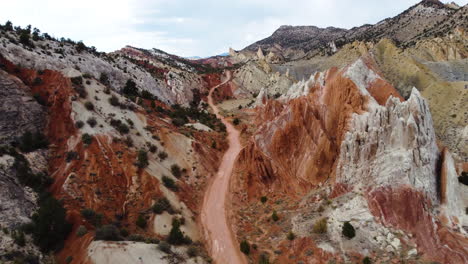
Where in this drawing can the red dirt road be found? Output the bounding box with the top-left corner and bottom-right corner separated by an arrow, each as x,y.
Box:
201,72 -> 247,264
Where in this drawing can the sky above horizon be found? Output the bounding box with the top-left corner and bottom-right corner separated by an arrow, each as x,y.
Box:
1,0 -> 467,57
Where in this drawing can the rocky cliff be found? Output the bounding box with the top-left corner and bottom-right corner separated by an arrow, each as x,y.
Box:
230,57 -> 467,263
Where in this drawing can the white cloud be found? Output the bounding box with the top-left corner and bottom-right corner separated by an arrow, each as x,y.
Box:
1,0 -> 467,57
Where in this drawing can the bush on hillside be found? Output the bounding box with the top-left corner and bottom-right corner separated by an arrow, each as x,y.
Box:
17,131 -> 49,153
166,218 -> 191,245
152,197 -> 173,214
81,133 -> 93,145
312,218 -> 328,234
162,176 -> 178,191
170,164 -> 182,178
32,193 -> 72,252
342,221 -> 355,239
136,150 -> 148,168
86,117 -> 97,127
240,240 -> 250,255
95,224 -> 121,241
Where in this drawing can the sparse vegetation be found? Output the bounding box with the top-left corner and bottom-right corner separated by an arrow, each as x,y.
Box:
158,151 -> 168,161
84,101 -> 94,111
260,196 -> 267,204
233,118 -> 240,125
109,95 -> 120,106
313,218 -> 328,234
170,164 -> 182,178
152,197 -> 173,214
75,120 -> 84,129
136,149 -> 149,168
110,119 -> 130,134
258,253 -> 270,264
162,176 -> 178,191
87,117 -> 97,127
287,231 -> 296,240
95,224 -> 121,241
342,221 -> 355,239
187,245 -> 198,257
122,79 -> 138,97
271,210 -> 279,222
32,193 -> 72,252
136,214 -> 147,229
17,131 -> 49,153
240,240 -> 250,255
99,73 -> 109,86
363,256 -> 371,264
158,241 -> 171,253
166,218 -> 191,245
65,151 -> 79,162
81,133 -> 93,145
76,225 -> 87,237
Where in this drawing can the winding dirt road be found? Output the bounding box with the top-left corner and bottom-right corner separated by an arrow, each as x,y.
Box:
201,72 -> 247,264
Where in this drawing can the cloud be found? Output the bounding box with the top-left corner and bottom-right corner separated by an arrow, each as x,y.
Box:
1,0 -> 467,57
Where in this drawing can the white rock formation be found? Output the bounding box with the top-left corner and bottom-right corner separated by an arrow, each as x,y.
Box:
337,88 -> 439,203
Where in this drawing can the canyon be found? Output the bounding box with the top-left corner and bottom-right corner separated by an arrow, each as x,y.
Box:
0,0 -> 467,264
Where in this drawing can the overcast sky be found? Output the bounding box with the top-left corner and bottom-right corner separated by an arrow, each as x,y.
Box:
1,0 -> 466,57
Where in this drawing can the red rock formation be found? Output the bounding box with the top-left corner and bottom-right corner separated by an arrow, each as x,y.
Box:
367,186 -> 468,264
234,69 -> 369,197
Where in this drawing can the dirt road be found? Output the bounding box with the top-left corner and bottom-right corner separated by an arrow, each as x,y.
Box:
201,72 -> 247,264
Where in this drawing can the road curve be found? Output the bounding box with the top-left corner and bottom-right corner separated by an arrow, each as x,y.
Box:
201,71 -> 247,264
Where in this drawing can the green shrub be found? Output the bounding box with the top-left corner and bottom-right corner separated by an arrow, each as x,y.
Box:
342,221 -> 355,239
287,231 -> 295,240
75,120 -> 84,129
187,245 -> 198,257
33,93 -> 46,106
87,117 -> 97,127
167,218 -> 190,245
313,218 -> 328,234
260,196 -> 267,204
12,230 -> 26,246
84,101 -> 94,111
12,154 -> 52,191
76,225 -> 87,237
110,119 -> 130,134
99,73 -> 109,86
170,164 -> 182,178
162,176 -> 178,191
233,118 -> 240,125
240,240 -> 250,255
148,144 -> 157,153
141,90 -> 154,100
32,194 -> 72,252
81,133 -> 93,145
122,79 -> 138,96
128,234 -> 145,242
65,151 -> 79,162
363,256 -> 371,264
81,208 -> 96,220
136,150 -> 149,168
65,256 -> 73,264
172,117 -> 187,127
95,225 -> 121,241
152,197 -> 173,214
158,241 -> 171,253
258,253 -> 270,264
109,95 -> 120,106
158,151 -> 168,161
271,211 -> 279,222
71,76 -> 83,86
18,131 -> 49,153
120,229 -> 129,238
75,41 -> 87,53
136,214 -> 147,229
